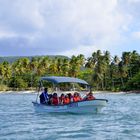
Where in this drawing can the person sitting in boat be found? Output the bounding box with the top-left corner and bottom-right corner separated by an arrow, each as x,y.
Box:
39,87 -> 49,104
59,93 -> 65,105
52,93 -> 59,105
85,92 -> 95,101
67,93 -> 73,102
63,94 -> 70,104
48,94 -> 53,105
77,93 -> 82,101
73,92 -> 82,102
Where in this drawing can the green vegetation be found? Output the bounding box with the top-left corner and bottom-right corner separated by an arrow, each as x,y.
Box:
0,55 -> 69,63
0,50 -> 140,91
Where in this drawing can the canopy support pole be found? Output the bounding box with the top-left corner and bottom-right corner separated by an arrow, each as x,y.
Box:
72,83 -> 75,91
36,81 -> 42,102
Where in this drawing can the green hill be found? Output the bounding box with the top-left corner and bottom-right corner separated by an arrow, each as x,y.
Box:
0,55 -> 69,63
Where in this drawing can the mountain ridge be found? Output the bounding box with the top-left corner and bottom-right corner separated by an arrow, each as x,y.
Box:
0,55 -> 69,63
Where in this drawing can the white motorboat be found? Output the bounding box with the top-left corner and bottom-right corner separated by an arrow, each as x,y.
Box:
32,76 -> 108,113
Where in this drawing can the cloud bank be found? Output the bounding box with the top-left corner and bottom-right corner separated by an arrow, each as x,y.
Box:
0,0 -> 140,57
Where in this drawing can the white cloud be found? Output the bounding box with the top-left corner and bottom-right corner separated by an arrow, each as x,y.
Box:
132,31 -> 140,39
0,27 -> 17,38
128,0 -> 140,3
0,0 -> 139,56
61,44 -> 98,58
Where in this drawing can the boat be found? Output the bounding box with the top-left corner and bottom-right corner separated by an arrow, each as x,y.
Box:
32,76 -> 108,113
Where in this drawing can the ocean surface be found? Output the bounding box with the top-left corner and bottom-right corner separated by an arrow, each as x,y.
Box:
0,92 -> 140,140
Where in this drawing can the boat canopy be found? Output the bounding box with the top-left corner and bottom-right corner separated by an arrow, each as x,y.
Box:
40,76 -> 89,85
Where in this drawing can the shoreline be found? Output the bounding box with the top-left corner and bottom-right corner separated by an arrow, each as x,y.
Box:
0,90 -> 37,94
125,90 -> 140,94
0,90 -> 125,94
0,90 -> 139,94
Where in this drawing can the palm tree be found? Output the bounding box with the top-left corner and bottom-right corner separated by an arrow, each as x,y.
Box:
12,58 -> 30,76
49,58 -> 58,75
85,57 -> 94,68
114,55 -> 120,64
122,52 -> 131,65
29,57 -> 39,73
40,56 -> 50,75
56,58 -> 63,75
32,57 -> 43,76
110,55 -> 120,89
85,52 -> 98,69
0,63 -> 4,84
1,61 -> 12,84
118,61 -> 128,88
93,64 -> 103,89
69,55 -> 81,77
103,51 -> 111,89
61,58 -> 70,76
104,51 -> 110,65
77,54 -> 85,66
90,50 -> 104,89
130,50 -> 140,77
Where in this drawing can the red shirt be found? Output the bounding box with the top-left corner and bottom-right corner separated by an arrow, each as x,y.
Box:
52,97 -> 58,105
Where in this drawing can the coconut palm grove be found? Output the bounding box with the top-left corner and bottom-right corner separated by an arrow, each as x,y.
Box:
0,50 -> 140,91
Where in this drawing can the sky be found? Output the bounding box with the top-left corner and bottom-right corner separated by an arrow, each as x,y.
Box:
0,0 -> 140,58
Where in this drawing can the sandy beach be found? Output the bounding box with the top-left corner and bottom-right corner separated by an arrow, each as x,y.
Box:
0,90 -> 37,94
0,90 -> 127,95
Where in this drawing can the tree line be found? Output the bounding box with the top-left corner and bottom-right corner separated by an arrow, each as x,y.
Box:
0,50 -> 140,91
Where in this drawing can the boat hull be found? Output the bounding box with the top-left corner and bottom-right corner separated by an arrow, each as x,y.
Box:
32,99 -> 108,114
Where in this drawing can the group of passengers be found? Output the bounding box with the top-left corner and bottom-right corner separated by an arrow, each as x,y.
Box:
40,87 -> 95,105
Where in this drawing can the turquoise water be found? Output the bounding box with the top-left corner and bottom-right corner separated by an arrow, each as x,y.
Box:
0,93 -> 140,140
